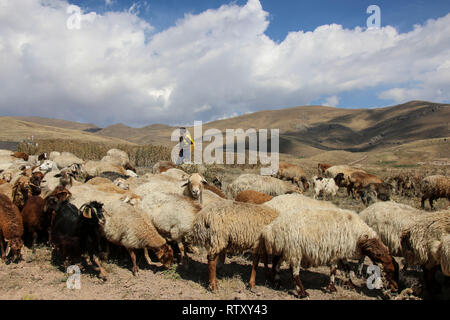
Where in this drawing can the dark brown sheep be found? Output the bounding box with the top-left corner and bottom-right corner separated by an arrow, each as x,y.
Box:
0,193 -> 24,262
21,193 -> 62,252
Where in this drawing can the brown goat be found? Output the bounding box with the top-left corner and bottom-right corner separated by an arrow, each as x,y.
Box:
21,194 -> 59,252
276,162 -> 309,191
45,186 -> 72,230
347,172 -> 383,198
235,190 -> 273,204
318,163 -> 332,175
12,176 -> 41,211
0,193 -> 24,262
12,152 -> 29,161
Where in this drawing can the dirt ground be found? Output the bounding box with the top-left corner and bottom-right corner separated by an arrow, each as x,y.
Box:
1,240 -> 448,300
0,165 -> 449,301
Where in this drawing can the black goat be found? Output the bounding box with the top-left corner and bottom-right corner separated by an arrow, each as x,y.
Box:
51,201 -> 107,279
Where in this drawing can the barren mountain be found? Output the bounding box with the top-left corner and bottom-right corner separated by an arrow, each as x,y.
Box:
95,100 -> 449,156
4,101 -> 449,157
0,117 -> 132,145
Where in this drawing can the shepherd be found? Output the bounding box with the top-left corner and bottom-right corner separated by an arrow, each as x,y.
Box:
176,127 -> 195,165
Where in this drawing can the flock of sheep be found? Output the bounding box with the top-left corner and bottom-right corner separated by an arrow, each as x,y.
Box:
0,148 -> 449,299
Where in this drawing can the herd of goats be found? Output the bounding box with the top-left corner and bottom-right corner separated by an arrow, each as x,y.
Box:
0,148 -> 449,299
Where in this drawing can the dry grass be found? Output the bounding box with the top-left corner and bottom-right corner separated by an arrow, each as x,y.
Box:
18,139 -> 171,167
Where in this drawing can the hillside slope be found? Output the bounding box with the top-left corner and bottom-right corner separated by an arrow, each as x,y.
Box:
0,117 -> 133,145
96,100 -> 450,156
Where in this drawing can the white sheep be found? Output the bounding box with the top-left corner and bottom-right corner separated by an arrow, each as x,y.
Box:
50,152 -> 83,170
137,191 -> 204,266
251,206 -> 399,298
83,160 -> 127,176
102,149 -> 130,167
401,211 -> 450,294
192,200 -> 280,291
226,174 -> 301,199
312,176 -> 339,200
39,160 -> 59,172
162,168 -> 189,181
359,202 -> 422,258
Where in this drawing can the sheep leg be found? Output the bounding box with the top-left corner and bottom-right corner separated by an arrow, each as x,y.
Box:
128,249 -> 139,276
421,196 -> 427,209
248,253 -> 260,289
0,232 -> 6,262
340,259 -> 356,290
291,265 -> 308,298
31,232 -> 38,254
262,251 -> 271,279
271,255 -> 282,289
178,242 -> 189,268
91,254 -> 107,280
207,253 -> 219,291
326,265 -> 338,293
357,256 -> 366,277
143,248 -> 153,266
218,251 -> 226,266
423,265 -> 441,295
47,228 -> 52,245
429,197 -> 435,210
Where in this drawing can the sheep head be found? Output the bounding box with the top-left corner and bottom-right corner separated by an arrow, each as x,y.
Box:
155,243 -> 174,269
182,173 -> 207,203
4,238 -> 23,263
357,236 -> 399,292
79,201 -> 106,226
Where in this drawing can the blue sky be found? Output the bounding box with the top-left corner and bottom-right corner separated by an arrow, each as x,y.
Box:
1,0 -> 449,126
74,0 -> 450,39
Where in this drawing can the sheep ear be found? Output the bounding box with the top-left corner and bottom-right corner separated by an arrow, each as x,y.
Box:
54,174 -> 61,178
82,207 -> 92,219
202,178 -> 208,184
181,182 -> 189,187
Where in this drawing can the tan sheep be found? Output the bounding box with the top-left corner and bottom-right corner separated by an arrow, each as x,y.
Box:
192,200 -> 280,291
101,200 -> 174,275
420,175 -> 450,209
401,211 -> 450,294
252,206 -> 399,298
275,162 -> 309,191
226,174 -> 301,199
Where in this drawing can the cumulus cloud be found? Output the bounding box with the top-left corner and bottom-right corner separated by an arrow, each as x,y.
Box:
322,96 -> 340,107
0,0 -> 449,127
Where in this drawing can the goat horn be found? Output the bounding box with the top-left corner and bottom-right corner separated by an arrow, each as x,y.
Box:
5,242 -> 11,257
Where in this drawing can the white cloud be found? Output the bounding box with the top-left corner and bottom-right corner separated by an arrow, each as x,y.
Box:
322,95 -> 339,107
0,0 -> 449,127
